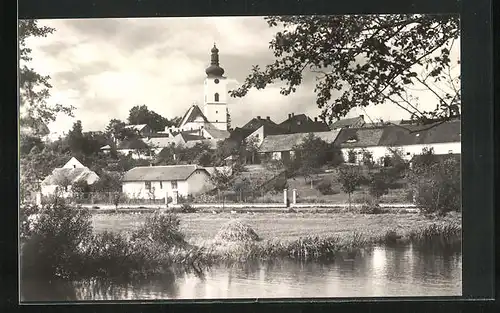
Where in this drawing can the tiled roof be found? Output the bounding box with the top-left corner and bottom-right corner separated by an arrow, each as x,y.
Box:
203,122 -> 230,139
330,116 -> 366,129
334,127 -> 385,148
42,167 -> 99,186
279,114 -> 330,133
144,136 -> 175,148
180,132 -> 205,141
124,124 -> 149,132
259,131 -> 340,153
241,117 -> 280,131
122,165 -> 209,182
378,120 -> 461,146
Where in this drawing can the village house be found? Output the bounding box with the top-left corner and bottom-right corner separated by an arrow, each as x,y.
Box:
124,124 -> 154,137
333,127 -> 387,164
41,157 -> 100,197
258,130 -> 341,163
377,119 -> 461,161
329,115 -> 366,130
279,113 -> 330,133
333,119 -> 461,165
121,164 -> 213,199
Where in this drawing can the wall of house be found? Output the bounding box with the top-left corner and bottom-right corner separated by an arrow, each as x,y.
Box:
186,170 -> 213,195
341,142 -> 461,164
117,149 -> 154,160
181,116 -> 206,132
248,126 -> 265,146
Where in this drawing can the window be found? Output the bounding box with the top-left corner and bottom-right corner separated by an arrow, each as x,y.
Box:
159,181 -> 163,189
171,181 -> 178,190
145,181 -> 151,190
406,152 -> 411,156
216,110 -> 218,114
214,93 -> 219,102
448,150 -> 453,154
73,165 -> 76,168
216,120 -> 218,123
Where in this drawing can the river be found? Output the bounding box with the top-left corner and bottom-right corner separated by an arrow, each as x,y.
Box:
21,242 -> 462,301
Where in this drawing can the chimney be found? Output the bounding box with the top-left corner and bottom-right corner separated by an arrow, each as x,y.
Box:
292,113 -> 295,117
360,114 -> 364,120
266,116 -> 270,120
288,113 -> 292,119
257,116 -> 261,119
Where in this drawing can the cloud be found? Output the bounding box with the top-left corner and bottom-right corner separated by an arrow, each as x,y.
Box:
25,16 -> 460,135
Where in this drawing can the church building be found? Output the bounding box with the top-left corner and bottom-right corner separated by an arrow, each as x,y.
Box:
175,44 -> 230,135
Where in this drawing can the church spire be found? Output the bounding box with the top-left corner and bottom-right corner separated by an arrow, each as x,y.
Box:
205,43 -> 225,77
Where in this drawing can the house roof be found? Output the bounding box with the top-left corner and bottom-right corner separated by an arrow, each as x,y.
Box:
42,167 -> 99,186
378,120 -> 461,146
144,136 -> 175,148
124,124 -> 150,132
330,116 -> 366,129
229,127 -> 256,141
279,114 -> 330,133
334,127 -> 385,148
180,132 -> 205,142
117,138 -> 149,150
203,122 -> 230,139
122,164 -> 209,182
259,131 -> 340,153
241,116 -> 279,131
178,105 -> 209,128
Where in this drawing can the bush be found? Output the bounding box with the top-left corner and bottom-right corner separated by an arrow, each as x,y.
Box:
407,157 -> 461,215
20,202 -> 93,280
172,203 -> 198,213
368,171 -> 390,198
131,212 -> 187,249
271,177 -> 288,194
316,180 -> 334,195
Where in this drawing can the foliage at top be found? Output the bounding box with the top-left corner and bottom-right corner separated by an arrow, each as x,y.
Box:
19,20 -> 75,130
127,105 -> 180,132
230,15 -> 460,124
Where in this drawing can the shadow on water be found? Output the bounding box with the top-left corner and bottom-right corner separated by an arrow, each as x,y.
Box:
21,240 -> 462,301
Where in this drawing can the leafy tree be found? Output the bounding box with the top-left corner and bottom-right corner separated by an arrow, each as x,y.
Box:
127,105 -> 174,132
20,134 -> 44,155
292,133 -> 331,187
368,171 -> 390,199
406,155 -> 461,215
226,108 -> 232,131
230,15 -> 460,125
362,149 -> 375,169
19,20 -> 75,132
337,165 -> 363,208
347,150 -> 357,164
244,136 -> 260,164
412,147 -> 439,168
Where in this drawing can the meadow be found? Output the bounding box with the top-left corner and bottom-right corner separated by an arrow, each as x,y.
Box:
91,211 -> 462,244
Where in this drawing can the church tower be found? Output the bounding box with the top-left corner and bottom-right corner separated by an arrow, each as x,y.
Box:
203,44 -> 228,131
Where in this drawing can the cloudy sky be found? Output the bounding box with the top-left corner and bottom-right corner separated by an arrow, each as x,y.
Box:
25,16 -> 460,135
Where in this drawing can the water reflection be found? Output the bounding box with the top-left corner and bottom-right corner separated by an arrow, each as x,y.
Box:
21,242 -> 462,301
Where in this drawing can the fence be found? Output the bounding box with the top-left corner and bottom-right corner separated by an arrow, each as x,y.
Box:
40,192 -> 166,206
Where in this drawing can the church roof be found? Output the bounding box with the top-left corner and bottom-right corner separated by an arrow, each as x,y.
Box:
203,122 -> 230,139
178,105 -> 209,128
205,44 -> 225,78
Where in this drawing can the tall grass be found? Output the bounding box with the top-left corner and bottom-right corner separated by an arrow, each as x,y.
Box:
20,201 -> 210,282
199,220 -> 461,263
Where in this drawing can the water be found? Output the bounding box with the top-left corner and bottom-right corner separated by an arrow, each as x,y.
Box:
21,243 -> 462,301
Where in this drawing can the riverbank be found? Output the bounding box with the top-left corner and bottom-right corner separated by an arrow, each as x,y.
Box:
92,211 -> 461,262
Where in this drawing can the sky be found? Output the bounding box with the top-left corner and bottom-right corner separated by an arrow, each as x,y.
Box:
24,16 -> 460,136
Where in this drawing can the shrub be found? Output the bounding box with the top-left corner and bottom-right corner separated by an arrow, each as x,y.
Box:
337,165 -> 363,206
131,212 -> 187,249
172,203 -> 197,213
316,180 -> 333,195
20,202 -> 93,280
407,157 -> 461,215
368,171 -> 390,199
271,177 -> 288,194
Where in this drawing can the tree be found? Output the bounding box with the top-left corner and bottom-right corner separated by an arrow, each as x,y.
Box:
230,15 -> 460,125
368,171 -> 390,199
127,105 -> 174,132
292,133 -> 330,187
19,20 -> 75,132
406,155 -> 461,215
244,136 -> 260,164
337,165 -> 363,208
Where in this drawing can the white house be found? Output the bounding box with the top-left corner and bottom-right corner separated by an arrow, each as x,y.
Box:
334,119 -> 461,164
121,164 -> 213,199
41,157 -> 100,196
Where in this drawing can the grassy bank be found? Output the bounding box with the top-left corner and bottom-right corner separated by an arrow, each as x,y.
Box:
92,211 -> 461,263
